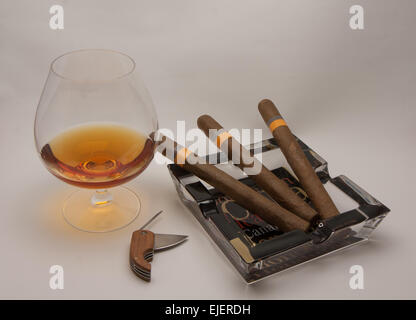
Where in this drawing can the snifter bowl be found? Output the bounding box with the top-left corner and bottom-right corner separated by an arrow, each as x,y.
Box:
34,49 -> 158,232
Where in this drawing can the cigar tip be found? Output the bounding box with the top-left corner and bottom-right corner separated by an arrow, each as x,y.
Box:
259,98 -> 273,104
258,99 -> 274,110
197,114 -> 212,127
258,99 -> 280,120
197,114 -> 212,121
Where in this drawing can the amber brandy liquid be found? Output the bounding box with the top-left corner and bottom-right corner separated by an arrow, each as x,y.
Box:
40,123 -> 155,189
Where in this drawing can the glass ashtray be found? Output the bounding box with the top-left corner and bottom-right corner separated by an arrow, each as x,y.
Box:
167,137 -> 390,283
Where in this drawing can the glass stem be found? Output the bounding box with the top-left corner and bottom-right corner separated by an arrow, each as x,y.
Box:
91,189 -> 113,206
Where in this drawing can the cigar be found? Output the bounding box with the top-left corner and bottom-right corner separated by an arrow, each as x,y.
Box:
157,135 -> 310,232
258,99 -> 339,220
197,115 -> 318,223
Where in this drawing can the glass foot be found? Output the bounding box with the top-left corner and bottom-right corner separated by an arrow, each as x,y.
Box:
62,186 -> 140,232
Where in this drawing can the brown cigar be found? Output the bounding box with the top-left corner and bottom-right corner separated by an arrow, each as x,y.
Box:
157,135 -> 310,232
197,114 -> 318,223
258,99 -> 339,220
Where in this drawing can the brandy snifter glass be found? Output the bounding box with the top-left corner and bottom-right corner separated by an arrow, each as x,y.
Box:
34,49 -> 158,232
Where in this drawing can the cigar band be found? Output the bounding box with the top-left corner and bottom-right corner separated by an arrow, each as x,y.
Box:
216,129 -> 232,148
267,116 -> 287,132
175,147 -> 192,167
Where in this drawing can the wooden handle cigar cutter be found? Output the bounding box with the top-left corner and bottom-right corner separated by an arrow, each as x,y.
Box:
129,211 -> 188,281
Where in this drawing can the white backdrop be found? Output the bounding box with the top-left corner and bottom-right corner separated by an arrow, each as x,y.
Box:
0,0 -> 415,299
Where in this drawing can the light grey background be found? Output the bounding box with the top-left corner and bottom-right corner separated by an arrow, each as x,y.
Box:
0,0 -> 415,299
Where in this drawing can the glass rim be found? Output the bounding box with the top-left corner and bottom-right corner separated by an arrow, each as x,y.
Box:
50,49 -> 136,81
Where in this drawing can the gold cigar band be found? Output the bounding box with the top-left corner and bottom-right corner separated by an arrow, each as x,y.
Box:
175,147 -> 192,167
268,118 -> 287,132
216,131 -> 232,148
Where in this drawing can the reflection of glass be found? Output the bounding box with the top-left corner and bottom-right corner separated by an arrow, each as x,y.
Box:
34,49 -> 158,232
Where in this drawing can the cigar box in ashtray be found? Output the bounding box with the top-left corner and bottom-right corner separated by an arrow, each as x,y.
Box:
167,137 -> 390,283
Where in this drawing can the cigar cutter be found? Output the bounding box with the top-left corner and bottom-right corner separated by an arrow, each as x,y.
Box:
129,230 -> 188,281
